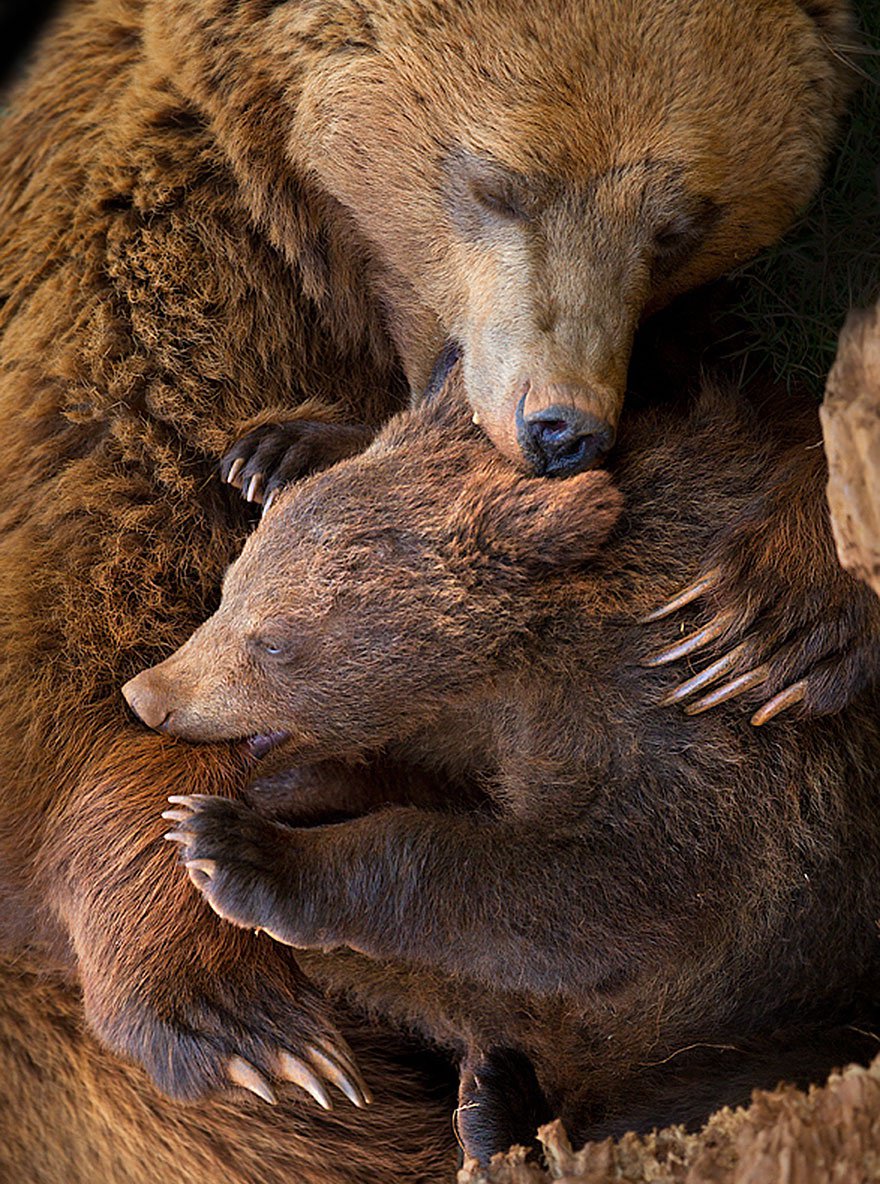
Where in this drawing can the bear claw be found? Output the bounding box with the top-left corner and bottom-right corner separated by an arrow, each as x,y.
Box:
682,664 -> 770,715
640,570 -> 720,623
750,679 -> 807,726
276,1051 -> 333,1110
245,473 -> 263,503
226,456 -> 246,487
658,643 -> 751,705
306,1042 -> 373,1108
227,1055 -> 277,1104
643,610 -> 736,667
641,550 -> 878,724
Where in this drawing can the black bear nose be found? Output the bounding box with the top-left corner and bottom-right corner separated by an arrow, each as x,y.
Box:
517,403 -> 616,476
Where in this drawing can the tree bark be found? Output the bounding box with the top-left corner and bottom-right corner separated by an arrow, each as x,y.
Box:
821,302 -> 880,599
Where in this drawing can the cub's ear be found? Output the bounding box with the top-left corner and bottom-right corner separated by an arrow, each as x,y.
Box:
457,466 -> 624,572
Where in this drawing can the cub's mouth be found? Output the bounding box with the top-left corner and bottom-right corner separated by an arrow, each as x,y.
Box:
244,731 -> 291,758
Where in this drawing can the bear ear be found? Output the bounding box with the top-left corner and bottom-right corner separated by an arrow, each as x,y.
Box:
794,0 -> 853,39
463,467 -> 624,572
792,0 -> 858,109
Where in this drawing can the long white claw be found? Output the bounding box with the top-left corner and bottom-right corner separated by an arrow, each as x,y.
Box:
167,794 -> 211,807
640,570 -> 720,623
276,1051 -> 333,1111
161,808 -> 191,823
245,473 -> 263,503
751,679 -> 807,726
226,457 -> 245,486
227,1055 -> 277,1104
307,1043 -> 373,1108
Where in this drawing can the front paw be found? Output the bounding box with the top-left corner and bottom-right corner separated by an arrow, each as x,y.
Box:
163,794 -> 318,948
94,926 -> 371,1111
457,1048 -> 550,1165
220,419 -> 374,510
642,532 -> 880,725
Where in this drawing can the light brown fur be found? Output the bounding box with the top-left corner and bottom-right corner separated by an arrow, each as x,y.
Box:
0,0 -> 861,1175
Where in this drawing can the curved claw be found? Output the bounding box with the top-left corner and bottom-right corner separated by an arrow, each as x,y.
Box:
659,644 -> 752,706
684,664 -> 770,716
643,611 -> 735,668
227,1055 -> 277,1105
640,570 -> 720,624
167,794 -> 212,808
161,808 -> 192,823
163,829 -> 189,845
263,489 -> 277,513
276,1050 -> 333,1111
751,680 -> 807,726
307,1043 -> 373,1108
226,457 -> 245,487
245,473 -> 263,504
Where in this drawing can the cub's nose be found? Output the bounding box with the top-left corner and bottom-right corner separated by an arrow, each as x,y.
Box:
122,670 -> 171,731
517,402 -> 615,476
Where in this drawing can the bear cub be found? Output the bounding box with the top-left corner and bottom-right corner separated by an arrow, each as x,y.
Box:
125,373 -> 880,1161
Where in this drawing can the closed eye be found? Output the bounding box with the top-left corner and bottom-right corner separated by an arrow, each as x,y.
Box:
469,179 -> 529,223
651,196 -> 721,276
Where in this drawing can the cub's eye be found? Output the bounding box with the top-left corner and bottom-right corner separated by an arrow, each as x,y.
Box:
468,179 -> 528,222
248,631 -> 290,660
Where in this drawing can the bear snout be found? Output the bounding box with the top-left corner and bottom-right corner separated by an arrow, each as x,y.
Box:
515,386 -> 617,477
122,669 -> 174,732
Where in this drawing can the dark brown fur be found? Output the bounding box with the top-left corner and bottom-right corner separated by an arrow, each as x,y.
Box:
0,0 -> 868,1174
131,377 -> 880,1160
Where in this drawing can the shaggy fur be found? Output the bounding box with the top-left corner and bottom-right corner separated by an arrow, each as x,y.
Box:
130,376 -> 880,1161
144,0 -> 857,461
0,0 -> 870,1175
0,955 -> 458,1184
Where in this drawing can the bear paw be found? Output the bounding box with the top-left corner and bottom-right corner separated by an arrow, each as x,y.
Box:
99,926 -> 371,1110
642,549 -> 880,725
456,1048 -> 550,1166
164,794 -> 314,941
157,794 -> 372,1109
221,419 -> 374,510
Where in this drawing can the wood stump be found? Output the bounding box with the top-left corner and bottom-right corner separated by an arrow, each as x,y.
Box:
821,302 -> 880,599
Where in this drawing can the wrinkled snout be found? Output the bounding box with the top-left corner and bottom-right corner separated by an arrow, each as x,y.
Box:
122,667 -> 175,732
514,382 -> 618,476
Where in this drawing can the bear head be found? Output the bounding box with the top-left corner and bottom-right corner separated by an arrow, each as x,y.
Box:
288,0 -> 855,472
121,381 -> 622,760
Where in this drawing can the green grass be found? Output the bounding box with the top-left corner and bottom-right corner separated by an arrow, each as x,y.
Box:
726,0 -> 880,394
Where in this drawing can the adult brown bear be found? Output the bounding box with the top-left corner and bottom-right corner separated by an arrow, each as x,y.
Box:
124,375 -> 880,1163
0,0 -> 871,1152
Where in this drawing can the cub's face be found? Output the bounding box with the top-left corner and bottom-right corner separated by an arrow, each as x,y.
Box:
293,0 -> 852,472
121,397 -> 621,757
